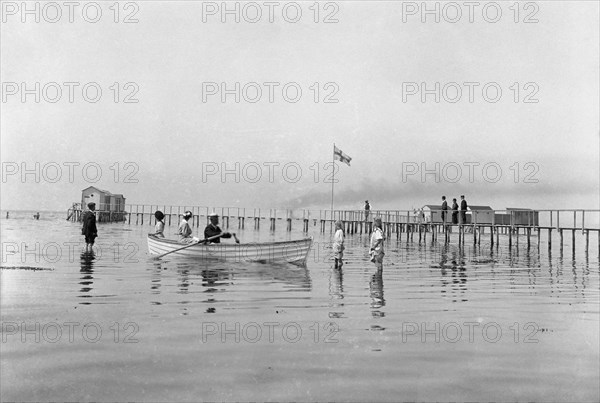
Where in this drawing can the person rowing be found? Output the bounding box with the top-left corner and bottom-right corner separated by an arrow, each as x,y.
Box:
204,212 -> 236,244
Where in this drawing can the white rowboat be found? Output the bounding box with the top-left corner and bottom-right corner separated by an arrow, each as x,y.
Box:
147,235 -> 313,265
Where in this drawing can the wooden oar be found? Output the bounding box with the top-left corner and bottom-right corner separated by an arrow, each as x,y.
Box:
153,233 -> 224,259
232,233 -> 240,244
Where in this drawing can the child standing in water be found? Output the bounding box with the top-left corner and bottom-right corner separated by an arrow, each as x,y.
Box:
369,217 -> 384,271
333,220 -> 345,268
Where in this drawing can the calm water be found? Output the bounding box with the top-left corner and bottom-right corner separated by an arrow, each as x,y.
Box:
1,213 -> 599,401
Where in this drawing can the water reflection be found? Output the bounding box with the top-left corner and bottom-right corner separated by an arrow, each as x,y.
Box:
79,251 -> 95,304
370,269 -> 385,318
328,267 -> 345,319
438,245 -> 468,303
145,259 -> 312,315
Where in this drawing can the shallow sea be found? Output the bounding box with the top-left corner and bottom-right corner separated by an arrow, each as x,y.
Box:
1,212 -> 599,402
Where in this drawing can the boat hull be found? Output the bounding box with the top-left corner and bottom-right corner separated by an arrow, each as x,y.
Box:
147,235 -> 313,265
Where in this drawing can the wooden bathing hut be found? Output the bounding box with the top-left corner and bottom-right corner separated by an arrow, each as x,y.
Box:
507,208 -> 539,226
422,205 -> 444,223
67,186 -> 127,222
467,205 -> 494,225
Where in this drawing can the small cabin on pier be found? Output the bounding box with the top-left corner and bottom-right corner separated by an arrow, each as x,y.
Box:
494,208 -> 539,226
66,187 -> 127,222
467,205 -> 494,224
507,208 -> 539,226
422,205 -> 444,223
81,186 -> 125,212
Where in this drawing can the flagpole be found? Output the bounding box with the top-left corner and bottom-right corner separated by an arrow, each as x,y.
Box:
330,143 -> 335,234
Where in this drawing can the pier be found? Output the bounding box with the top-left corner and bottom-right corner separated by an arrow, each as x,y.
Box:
67,203 -> 600,253
66,202 -> 127,223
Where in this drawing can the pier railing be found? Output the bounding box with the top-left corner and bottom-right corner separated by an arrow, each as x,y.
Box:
113,204 -> 599,231
67,202 -> 600,233
67,203 -> 599,251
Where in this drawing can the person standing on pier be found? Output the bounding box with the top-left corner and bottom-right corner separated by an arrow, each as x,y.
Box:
333,220 -> 345,268
81,202 -> 97,252
460,195 -> 468,224
178,211 -> 199,243
369,217 -> 385,271
204,212 -> 232,244
451,198 -> 458,224
441,196 -> 448,224
154,211 -> 165,238
364,200 -> 371,221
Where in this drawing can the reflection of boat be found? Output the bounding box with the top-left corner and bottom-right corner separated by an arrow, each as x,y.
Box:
147,235 -> 313,265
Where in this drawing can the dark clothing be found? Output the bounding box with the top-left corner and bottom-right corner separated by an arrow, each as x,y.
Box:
451,202 -> 458,224
460,199 -> 468,224
441,200 -> 448,222
364,202 -> 371,220
82,211 -> 97,245
204,224 -> 231,243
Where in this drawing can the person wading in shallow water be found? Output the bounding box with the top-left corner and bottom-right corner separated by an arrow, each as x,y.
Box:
333,220 -> 345,268
369,217 -> 385,271
81,202 -> 98,252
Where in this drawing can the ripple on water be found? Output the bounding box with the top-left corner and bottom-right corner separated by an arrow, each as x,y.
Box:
1,217 -> 598,401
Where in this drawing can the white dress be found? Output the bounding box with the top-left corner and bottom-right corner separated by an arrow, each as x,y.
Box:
333,229 -> 345,259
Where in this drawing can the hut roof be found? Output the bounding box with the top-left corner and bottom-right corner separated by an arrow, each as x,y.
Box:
82,186 -> 124,198
467,205 -> 493,211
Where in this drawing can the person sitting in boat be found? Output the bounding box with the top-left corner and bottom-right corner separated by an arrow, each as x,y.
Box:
204,212 -> 232,244
178,211 -> 199,243
154,210 -> 165,238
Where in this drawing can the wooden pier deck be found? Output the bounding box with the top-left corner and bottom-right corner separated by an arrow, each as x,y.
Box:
67,204 -> 600,253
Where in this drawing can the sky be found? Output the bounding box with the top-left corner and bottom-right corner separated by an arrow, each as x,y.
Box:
1,1 -> 599,213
